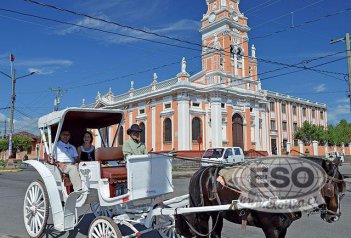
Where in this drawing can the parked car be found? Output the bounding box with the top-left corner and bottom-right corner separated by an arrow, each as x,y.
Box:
201,147 -> 244,167
326,151 -> 345,165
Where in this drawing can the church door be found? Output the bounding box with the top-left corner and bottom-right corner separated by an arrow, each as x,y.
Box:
232,113 -> 244,149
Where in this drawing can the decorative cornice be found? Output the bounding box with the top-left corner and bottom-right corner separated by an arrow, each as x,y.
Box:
160,109 -> 175,117
266,90 -> 327,108
190,109 -> 206,115
201,17 -> 250,34
136,114 -> 147,121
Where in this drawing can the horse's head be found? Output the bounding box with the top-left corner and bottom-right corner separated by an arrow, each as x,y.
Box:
320,158 -> 346,223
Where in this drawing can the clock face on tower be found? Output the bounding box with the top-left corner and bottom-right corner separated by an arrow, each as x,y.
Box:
209,13 -> 216,23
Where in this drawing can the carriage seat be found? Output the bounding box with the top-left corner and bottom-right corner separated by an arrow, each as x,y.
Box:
95,147 -> 127,182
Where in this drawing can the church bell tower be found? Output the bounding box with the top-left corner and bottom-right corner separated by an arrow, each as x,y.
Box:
200,0 -> 258,90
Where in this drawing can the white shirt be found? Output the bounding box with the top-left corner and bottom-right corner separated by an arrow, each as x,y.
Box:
54,140 -> 78,163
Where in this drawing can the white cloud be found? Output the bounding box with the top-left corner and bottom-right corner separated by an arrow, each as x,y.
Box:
55,14 -> 106,36
76,0 -> 165,21
0,112 -> 7,121
336,98 -> 349,103
28,67 -> 55,75
16,58 -> 73,67
328,104 -> 350,124
54,12 -> 200,45
0,112 -> 38,135
104,19 -> 200,44
12,58 -> 73,75
313,84 -> 326,93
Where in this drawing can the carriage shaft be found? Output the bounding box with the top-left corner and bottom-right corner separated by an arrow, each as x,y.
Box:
158,199 -> 298,216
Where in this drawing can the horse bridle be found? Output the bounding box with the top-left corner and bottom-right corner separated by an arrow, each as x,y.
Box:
319,168 -> 346,217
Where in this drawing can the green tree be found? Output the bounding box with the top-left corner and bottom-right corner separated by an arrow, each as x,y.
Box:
332,119 -> 351,146
0,138 -> 8,152
12,135 -> 32,154
294,121 -> 325,145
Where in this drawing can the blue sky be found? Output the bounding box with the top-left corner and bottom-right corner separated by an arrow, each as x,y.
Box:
0,0 -> 350,135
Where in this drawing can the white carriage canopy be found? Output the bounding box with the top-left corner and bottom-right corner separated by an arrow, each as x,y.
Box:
38,107 -> 124,148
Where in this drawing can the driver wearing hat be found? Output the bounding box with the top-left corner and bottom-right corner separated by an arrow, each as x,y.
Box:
122,124 -> 147,158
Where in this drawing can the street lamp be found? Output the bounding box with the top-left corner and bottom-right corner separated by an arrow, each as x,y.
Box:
1,53 -> 38,166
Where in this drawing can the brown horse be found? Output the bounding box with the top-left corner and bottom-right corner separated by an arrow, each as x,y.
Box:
175,156 -> 346,238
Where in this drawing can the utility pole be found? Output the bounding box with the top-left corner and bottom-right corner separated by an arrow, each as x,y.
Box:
50,87 -> 65,111
0,53 -> 37,162
8,53 -> 15,160
4,119 -> 7,139
330,33 -> 351,112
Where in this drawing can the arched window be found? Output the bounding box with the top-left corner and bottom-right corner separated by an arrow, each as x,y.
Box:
192,117 -> 202,142
118,126 -> 124,146
139,122 -> 145,144
163,118 -> 172,143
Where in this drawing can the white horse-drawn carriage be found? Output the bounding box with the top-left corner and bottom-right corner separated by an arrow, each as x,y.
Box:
23,108 -> 297,238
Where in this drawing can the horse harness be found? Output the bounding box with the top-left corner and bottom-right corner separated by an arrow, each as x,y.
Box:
206,167 -> 249,230
319,168 -> 346,217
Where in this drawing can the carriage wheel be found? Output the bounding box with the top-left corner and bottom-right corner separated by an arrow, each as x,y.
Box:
154,206 -> 182,238
88,216 -> 122,238
23,180 -> 49,238
90,202 -> 114,217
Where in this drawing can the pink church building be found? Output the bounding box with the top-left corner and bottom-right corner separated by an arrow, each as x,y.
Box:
87,0 -> 327,155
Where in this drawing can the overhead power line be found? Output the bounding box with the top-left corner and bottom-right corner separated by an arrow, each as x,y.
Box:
16,50 -> 347,96
22,0 -> 351,54
0,8 -> 347,78
0,8 -> 200,52
251,0 -> 326,28
197,56 -> 349,93
23,0 -> 200,47
15,108 -> 35,119
252,6 -> 351,39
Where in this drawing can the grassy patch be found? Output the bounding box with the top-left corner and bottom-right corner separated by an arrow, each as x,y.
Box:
0,168 -> 22,172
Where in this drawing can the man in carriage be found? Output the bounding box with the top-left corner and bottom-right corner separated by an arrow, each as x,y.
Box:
54,129 -> 82,191
122,124 -> 147,158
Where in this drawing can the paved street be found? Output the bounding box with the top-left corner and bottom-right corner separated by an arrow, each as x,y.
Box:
0,167 -> 350,238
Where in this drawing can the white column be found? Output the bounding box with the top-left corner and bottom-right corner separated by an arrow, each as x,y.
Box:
129,110 -> 133,127
172,114 -> 174,149
299,141 -> 304,155
206,102 -> 211,148
276,101 -> 281,155
211,95 -> 222,147
234,54 -> 238,77
287,141 -> 291,155
242,54 -> 245,77
325,143 -> 328,156
349,144 -> 351,155
202,114 -> 206,150
177,93 -> 190,150
312,140 -> 319,156
254,110 -> 259,150
151,106 -> 156,150
262,110 -> 268,152
342,143 -> 345,154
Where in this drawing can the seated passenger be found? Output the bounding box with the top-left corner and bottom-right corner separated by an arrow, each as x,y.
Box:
122,124 -> 147,158
54,130 -> 82,191
78,131 -> 95,161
